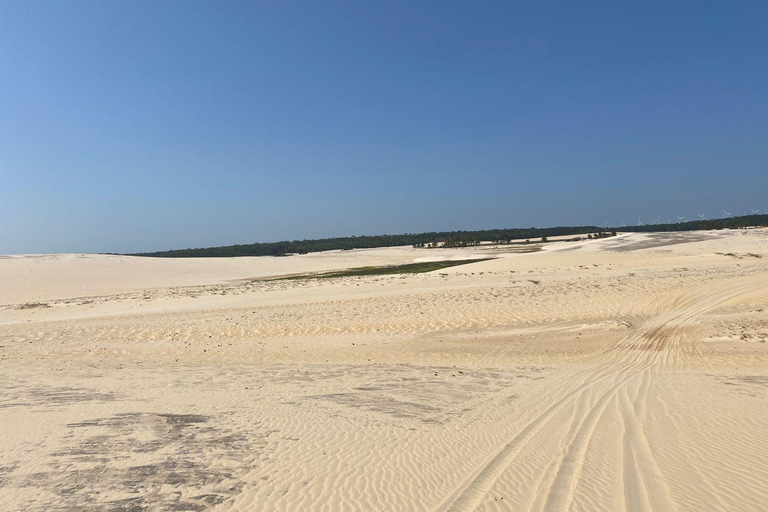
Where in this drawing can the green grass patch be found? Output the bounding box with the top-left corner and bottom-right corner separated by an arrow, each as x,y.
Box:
489,244 -> 543,253
275,258 -> 494,280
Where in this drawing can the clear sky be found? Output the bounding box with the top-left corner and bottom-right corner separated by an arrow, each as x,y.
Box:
2,1 -> 767,254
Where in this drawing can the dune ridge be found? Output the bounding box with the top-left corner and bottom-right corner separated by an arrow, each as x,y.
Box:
1,231 -> 767,511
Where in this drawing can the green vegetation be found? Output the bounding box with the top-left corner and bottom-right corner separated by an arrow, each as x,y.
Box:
129,226 -> 615,258
490,244 -> 543,253
586,231 -> 616,239
275,258 -> 494,280
128,214 -> 768,258
624,215 -> 768,233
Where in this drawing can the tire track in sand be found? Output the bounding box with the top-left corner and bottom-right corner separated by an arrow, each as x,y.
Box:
435,276 -> 767,512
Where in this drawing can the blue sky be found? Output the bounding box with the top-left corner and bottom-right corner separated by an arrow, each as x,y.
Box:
1,1 -> 767,254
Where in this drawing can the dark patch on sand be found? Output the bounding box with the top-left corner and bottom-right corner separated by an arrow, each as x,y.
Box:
7,412 -> 267,512
315,392 -> 443,423
607,232 -> 714,252
731,375 -> 768,388
0,464 -> 17,487
0,385 -> 119,409
307,365 -> 524,424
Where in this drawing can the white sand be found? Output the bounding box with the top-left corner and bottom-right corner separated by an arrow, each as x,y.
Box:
1,230 -> 768,511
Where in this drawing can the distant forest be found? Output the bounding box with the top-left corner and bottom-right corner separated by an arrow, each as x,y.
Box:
129,214 -> 768,258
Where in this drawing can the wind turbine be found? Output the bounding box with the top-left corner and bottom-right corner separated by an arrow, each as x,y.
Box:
698,213 -> 707,220
666,218 -> 672,224
751,208 -> 761,215
723,210 -> 732,218
637,217 -> 644,226
654,216 -> 661,225
620,219 -> 626,228
676,214 -> 685,223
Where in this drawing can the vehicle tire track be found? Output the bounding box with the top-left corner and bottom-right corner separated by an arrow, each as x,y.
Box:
435,276 -> 767,512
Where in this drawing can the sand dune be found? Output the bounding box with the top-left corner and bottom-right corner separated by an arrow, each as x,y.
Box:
1,230 -> 768,511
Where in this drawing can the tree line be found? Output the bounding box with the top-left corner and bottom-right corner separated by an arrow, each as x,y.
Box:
127,214 -> 768,258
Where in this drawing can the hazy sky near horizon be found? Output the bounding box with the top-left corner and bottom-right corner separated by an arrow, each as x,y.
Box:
2,1 -> 767,254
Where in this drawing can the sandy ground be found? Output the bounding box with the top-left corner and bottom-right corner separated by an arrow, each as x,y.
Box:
1,230 -> 768,511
